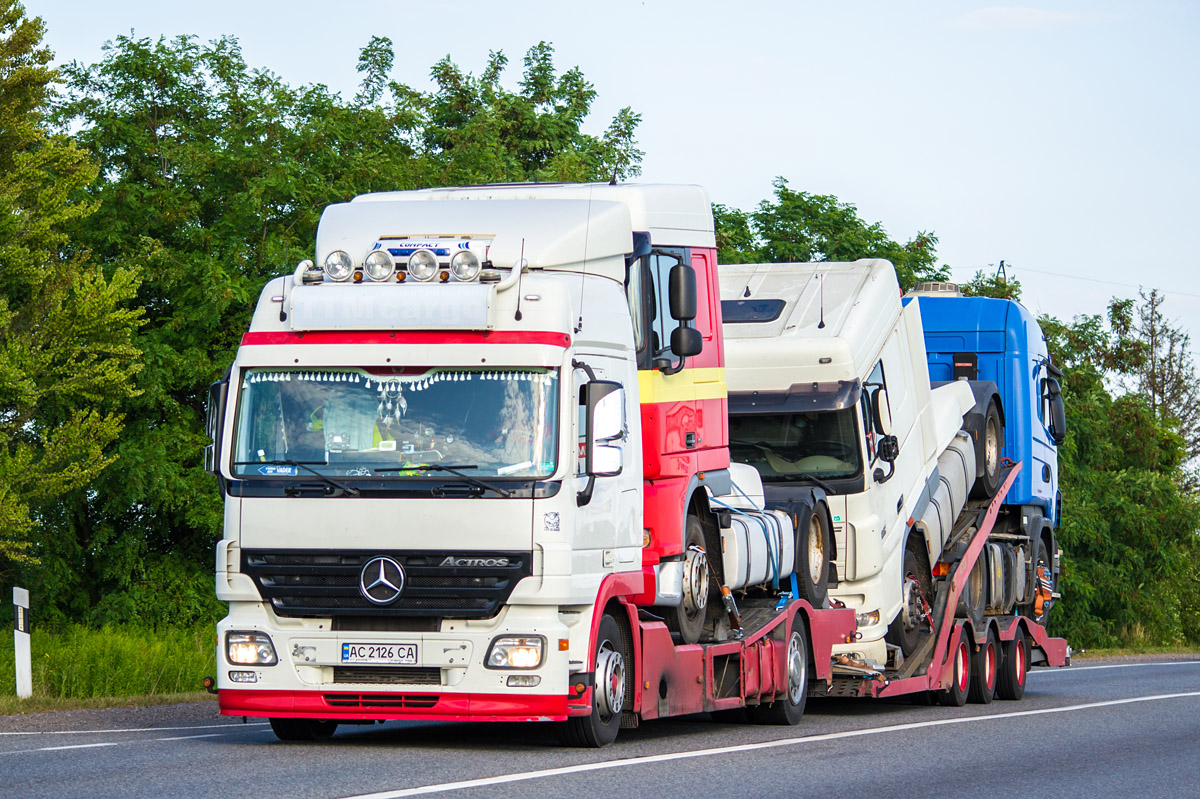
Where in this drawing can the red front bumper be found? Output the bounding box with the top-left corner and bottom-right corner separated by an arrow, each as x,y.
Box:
219,689 -> 570,722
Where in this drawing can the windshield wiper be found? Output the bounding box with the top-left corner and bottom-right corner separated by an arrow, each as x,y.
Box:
790,473 -> 836,494
374,463 -> 513,498
233,459 -> 360,497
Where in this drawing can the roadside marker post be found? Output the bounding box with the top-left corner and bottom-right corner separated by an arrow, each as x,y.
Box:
13,587 -> 31,698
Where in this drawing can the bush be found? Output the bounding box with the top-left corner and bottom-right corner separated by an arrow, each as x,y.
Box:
0,624 -> 215,699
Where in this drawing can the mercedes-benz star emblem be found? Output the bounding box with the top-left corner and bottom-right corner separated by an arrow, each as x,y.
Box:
360,556 -> 405,605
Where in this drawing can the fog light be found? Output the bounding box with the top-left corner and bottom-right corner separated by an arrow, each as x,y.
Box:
363,249 -> 395,281
226,631 -> 278,666
407,250 -> 438,282
485,635 -> 544,669
324,251 -> 354,282
507,675 -> 541,687
228,670 -> 258,683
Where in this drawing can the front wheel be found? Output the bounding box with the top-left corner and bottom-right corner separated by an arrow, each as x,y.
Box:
269,718 -> 338,742
794,506 -> 830,606
559,614 -> 627,747
667,516 -> 709,645
886,546 -> 931,657
970,400 -> 1003,500
747,625 -> 809,726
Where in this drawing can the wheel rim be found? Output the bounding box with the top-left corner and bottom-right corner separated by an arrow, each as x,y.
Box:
984,416 -> 1000,477
786,631 -> 808,704
807,515 -> 826,585
985,641 -> 996,689
681,546 -> 708,618
1016,637 -> 1026,685
900,574 -> 924,632
595,639 -> 625,720
957,641 -> 970,692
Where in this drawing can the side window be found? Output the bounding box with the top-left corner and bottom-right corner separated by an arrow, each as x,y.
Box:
862,359 -> 890,462
626,247 -> 689,370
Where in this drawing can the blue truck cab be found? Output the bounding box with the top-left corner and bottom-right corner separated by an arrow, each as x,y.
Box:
905,283 -> 1066,624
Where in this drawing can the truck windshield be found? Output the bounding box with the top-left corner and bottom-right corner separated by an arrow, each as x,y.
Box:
231,367 -> 558,480
729,409 -> 861,480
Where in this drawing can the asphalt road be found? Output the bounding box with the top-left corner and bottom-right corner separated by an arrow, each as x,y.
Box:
1,657 -> 1197,799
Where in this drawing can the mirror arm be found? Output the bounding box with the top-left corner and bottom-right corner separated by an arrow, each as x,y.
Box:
577,476 -> 596,507
873,461 -> 895,484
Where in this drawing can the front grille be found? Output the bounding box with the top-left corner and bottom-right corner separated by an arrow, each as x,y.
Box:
333,667 -> 442,686
324,693 -> 439,709
241,550 -> 531,619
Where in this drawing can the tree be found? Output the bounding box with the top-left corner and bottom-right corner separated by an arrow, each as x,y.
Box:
1129,288 -> 1200,465
1040,300 -> 1200,647
715,178 -> 949,289
38,33 -> 641,626
961,262 -> 1022,301
0,1 -> 142,581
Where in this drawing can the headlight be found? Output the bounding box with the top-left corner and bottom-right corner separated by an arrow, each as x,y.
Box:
407,250 -> 438,282
363,249 -> 395,281
485,635 -> 544,669
855,609 -> 880,627
450,250 -> 481,281
226,631 -> 278,666
324,251 -> 354,282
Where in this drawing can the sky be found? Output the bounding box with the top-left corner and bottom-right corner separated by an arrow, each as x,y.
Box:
27,0 -> 1200,353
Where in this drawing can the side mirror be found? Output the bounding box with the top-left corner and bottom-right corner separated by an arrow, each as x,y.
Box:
578,380 -> 625,507
1045,377 -> 1066,446
205,379 -> 228,476
668,263 -> 697,322
873,434 -> 899,484
671,326 -> 702,359
871,388 -> 893,436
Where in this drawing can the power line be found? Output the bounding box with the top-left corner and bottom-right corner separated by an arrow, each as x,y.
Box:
950,264 -> 1200,301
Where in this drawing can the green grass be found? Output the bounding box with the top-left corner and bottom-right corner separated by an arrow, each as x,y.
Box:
0,624 -> 217,703
1075,646 -> 1200,658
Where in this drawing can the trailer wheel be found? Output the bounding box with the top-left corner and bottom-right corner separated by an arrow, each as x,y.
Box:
795,505 -> 831,606
560,614 -> 626,747
268,718 -> 338,742
747,626 -> 809,726
968,629 -> 997,704
969,400 -> 1003,500
996,627 -> 1028,700
938,633 -> 971,707
667,516 -> 708,645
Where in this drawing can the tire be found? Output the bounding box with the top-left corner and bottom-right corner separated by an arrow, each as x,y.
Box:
886,545 -> 931,657
970,400 -> 1003,500
269,718 -> 338,742
747,626 -> 809,726
997,627 -> 1029,701
794,505 -> 831,606
968,629 -> 998,704
667,516 -> 708,645
560,614 -> 627,747
938,632 -> 971,707
956,557 -> 986,629
1019,535 -> 1054,628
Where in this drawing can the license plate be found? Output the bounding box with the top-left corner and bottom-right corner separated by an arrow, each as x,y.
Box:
341,643 -> 419,665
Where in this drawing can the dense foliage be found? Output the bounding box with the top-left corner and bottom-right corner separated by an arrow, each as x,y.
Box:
2,3 -> 1197,652
713,177 -> 949,290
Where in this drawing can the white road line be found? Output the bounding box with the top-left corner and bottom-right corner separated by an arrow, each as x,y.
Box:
154,734 -> 226,742
0,722 -> 268,736
1031,660 -> 1199,674
336,690 -> 1200,799
37,743 -> 119,752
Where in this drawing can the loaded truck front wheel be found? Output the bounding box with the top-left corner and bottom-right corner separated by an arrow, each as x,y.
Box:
667,516 -> 709,645
794,505 -> 831,607
886,545 -> 932,657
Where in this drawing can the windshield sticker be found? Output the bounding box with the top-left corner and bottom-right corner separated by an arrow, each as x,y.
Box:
259,464 -> 298,476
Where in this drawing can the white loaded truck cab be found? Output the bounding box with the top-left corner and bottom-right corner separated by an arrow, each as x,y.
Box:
721,260 -> 985,668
